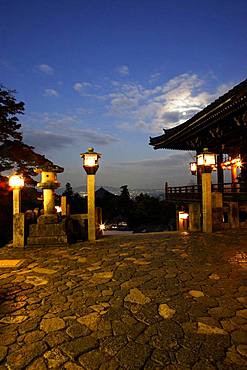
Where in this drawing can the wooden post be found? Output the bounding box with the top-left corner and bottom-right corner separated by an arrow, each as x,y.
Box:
202,171 -> 212,233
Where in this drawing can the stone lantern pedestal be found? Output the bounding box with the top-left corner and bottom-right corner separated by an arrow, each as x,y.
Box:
27,164 -> 72,247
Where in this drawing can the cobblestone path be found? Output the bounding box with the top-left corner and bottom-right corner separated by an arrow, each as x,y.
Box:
0,230 -> 246,369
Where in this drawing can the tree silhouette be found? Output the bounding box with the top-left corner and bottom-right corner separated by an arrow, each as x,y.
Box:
0,85 -> 52,181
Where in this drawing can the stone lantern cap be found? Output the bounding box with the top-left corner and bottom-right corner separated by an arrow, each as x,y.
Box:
35,163 -> 64,190
34,164 -> 64,174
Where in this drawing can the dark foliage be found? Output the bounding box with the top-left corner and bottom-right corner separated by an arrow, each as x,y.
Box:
0,85 -> 53,246
62,183 -> 87,214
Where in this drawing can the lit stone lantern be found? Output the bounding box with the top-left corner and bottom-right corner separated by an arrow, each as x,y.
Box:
9,174 -> 25,248
197,148 -> 217,233
190,162 -> 197,176
35,164 -> 64,216
197,149 -> 217,169
81,147 -> 101,175
81,148 -> 101,241
9,174 -> 24,214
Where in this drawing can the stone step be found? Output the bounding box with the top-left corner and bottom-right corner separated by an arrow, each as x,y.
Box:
29,223 -> 67,237
27,235 -> 69,245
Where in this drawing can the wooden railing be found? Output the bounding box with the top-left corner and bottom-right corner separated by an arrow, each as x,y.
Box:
165,183 -> 247,201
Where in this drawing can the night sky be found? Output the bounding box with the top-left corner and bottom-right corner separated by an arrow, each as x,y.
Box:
1,0 -> 246,189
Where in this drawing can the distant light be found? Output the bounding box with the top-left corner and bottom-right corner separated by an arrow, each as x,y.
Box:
182,112 -> 187,116
55,206 -> 62,213
190,162 -> 197,175
99,224 -> 105,231
9,174 -> 24,189
179,212 -> 189,220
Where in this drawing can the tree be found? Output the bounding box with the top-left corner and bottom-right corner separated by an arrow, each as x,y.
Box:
62,183 -> 86,214
0,85 -> 51,183
118,185 -> 133,221
62,182 -> 74,203
0,85 -> 52,246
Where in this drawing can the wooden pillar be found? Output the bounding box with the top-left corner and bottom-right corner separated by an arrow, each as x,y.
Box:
229,202 -> 239,229
231,164 -> 238,191
240,135 -> 247,192
202,171 -> 212,233
217,151 -> 224,192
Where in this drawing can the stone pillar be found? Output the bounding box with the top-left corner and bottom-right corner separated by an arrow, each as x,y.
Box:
189,203 -> 201,231
87,174 -> 96,242
61,195 -> 67,216
229,202 -> 239,229
43,189 -> 55,214
13,213 -> 25,248
212,192 -> 223,231
202,171 -> 212,233
13,188 -> 21,214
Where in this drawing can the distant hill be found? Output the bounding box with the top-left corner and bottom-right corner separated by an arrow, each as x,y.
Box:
58,185 -> 164,199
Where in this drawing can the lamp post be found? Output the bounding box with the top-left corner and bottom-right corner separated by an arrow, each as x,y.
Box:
9,174 -> 24,214
9,174 -> 25,248
197,148 -> 217,233
81,147 -> 101,242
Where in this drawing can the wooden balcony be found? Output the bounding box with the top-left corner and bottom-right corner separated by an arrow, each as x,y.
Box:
165,183 -> 247,203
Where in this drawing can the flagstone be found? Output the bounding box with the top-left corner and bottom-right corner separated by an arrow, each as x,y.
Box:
236,344 -> 247,357
40,317 -> 65,332
189,290 -> 205,298
209,273 -> 220,280
197,322 -> 227,335
77,313 -> 101,331
92,271 -> 113,279
158,304 -> 176,319
124,288 -> 151,305
32,267 -> 57,274
236,309 -> 247,319
237,297 -> 247,306
25,275 -> 48,286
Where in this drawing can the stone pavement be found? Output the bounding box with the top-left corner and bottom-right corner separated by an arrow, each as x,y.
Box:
0,230 -> 246,369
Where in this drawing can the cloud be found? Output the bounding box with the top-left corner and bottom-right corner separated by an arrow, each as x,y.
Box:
118,153 -> 191,168
44,88 -> 58,97
149,72 -> 161,83
73,81 -> 92,92
24,130 -> 76,151
23,112 -> 120,149
116,65 -> 129,76
37,64 -> 54,75
106,73 -> 231,133
69,128 -> 120,146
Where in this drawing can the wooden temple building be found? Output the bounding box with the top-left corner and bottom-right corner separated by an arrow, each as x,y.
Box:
150,78 -> 247,231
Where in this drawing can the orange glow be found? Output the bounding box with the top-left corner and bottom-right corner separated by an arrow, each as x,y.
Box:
221,156 -> 242,170
179,212 -> 189,220
9,174 -> 24,189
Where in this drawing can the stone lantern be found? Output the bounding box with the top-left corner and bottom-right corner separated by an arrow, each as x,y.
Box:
27,163 -> 69,247
81,148 -> 101,242
35,164 -> 64,218
197,148 -> 217,233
